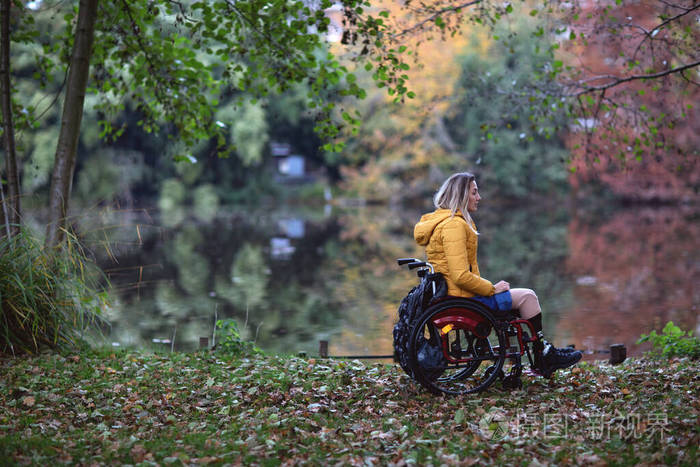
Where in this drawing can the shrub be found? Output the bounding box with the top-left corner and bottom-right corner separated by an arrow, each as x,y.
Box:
214,318 -> 260,355
637,321 -> 700,359
0,228 -> 108,355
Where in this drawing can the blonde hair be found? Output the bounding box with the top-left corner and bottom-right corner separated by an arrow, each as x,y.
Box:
433,172 -> 479,234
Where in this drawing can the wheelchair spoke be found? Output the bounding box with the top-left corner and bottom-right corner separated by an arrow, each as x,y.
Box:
407,298 -> 507,395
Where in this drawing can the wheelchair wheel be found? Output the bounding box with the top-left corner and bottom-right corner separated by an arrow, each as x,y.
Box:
407,298 -> 507,395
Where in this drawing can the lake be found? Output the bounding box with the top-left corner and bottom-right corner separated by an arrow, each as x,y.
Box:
69,200 -> 698,359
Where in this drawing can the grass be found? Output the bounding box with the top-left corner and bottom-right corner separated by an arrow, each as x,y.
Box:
0,228 -> 108,355
1,348 -> 698,465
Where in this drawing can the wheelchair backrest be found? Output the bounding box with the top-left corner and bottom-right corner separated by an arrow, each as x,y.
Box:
393,270 -> 447,378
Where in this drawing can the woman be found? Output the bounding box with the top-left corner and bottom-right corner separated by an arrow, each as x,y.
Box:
413,172 -> 581,377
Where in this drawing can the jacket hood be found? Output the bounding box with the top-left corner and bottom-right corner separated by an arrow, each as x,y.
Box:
414,209 -> 463,246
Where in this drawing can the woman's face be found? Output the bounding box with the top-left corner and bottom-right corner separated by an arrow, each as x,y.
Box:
467,180 -> 481,213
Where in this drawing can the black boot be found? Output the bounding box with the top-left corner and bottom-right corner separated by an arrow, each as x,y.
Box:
532,336 -> 582,378
527,314 -> 578,355
527,315 -> 582,377
538,345 -> 583,378
531,331 -> 547,374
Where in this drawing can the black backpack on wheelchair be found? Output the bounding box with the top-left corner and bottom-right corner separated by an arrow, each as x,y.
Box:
393,258 -> 447,379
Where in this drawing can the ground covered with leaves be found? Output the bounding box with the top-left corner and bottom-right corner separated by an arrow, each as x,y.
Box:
1,349 -> 698,466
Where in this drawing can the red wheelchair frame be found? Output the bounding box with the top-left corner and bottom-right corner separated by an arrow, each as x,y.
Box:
397,258 -> 543,395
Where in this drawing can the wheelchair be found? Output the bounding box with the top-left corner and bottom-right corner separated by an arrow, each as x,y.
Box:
395,258 -> 540,395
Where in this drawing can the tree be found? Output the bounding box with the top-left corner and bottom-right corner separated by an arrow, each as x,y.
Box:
335,5 -> 571,202
45,0 -> 98,247
561,0 -> 699,200
443,20 -> 570,199
2,0 -> 397,247
2,0 -> 696,247
365,0 -> 697,146
1,0 -> 19,237
336,0 -> 697,200
561,0 -> 698,149
340,0 -> 697,152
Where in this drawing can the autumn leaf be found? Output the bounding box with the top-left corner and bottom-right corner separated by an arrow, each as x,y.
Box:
454,408 -> 465,425
1,349 -> 697,465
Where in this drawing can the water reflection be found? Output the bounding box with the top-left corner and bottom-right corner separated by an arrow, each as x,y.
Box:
560,206 -> 699,356
83,202 -> 698,358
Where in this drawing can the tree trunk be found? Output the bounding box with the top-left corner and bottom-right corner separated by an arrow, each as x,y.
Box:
1,0 -> 20,238
45,0 -> 99,248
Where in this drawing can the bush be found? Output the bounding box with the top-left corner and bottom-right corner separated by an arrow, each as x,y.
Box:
637,321 -> 700,359
0,228 -> 108,355
214,319 -> 260,355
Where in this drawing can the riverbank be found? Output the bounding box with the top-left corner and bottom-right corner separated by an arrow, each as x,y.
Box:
1,349 -> 698,465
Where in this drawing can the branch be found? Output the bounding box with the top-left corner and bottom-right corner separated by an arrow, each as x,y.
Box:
223,0 -> 300,60
391,0 -> 483,39
31,67 -> 68,125
591,88 -> 606,127
619,3 -> 699,37
680,69 -> 700,86
565,60 -> 700,96
630,3 -> 700,61
651,4 -> 700,34
119,0 -> 159,75
658,0 -> 695,12
116,0 -> 196,124
164,0 -> 198,22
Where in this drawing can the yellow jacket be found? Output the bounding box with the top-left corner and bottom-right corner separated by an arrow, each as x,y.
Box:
414,209 -> 495,298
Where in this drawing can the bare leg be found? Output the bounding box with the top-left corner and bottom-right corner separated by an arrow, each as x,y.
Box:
509,288 -> 541,319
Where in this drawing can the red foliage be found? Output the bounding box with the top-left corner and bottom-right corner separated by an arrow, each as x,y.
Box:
563,0 -> 699,201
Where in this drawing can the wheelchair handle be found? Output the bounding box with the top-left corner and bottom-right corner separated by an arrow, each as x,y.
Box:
397,257 -> 437,296
409,261 -> 434,273
397,258 -> 435,275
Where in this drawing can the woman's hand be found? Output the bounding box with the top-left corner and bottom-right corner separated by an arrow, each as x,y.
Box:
494,280 -> 510,294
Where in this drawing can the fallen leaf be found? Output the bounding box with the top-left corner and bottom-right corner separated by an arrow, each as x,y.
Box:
130,444 -> 148,462
454,408 -> 465,425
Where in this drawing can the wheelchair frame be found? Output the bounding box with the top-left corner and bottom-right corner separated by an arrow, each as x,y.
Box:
397,258 -> 541,395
